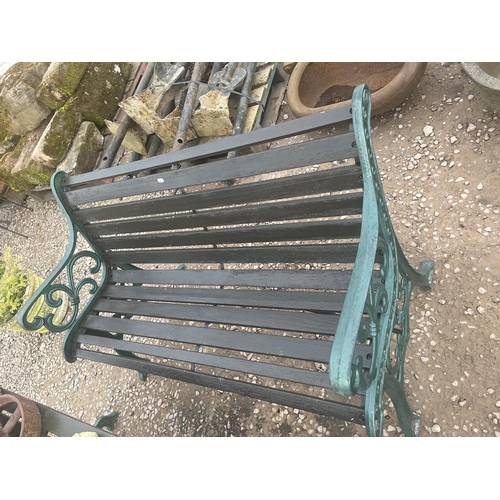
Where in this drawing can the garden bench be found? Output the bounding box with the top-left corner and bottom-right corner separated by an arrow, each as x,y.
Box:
18,84 -> 434,436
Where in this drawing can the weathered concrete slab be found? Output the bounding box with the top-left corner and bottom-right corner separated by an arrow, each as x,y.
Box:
0,125 -> 50,191
191,90 -> 233,137
31,109 -> 83,168
0,62 -> 51,137
64,62 -> 130,128
105,120 -> 147,156
36,62 -> 89,110
57,121 -> 103,176
156,107 -> 197,148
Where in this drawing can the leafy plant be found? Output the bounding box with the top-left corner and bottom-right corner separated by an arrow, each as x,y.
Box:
0,247 -> 28,323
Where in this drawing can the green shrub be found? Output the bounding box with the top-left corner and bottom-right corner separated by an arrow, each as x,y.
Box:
0,247 -> 28,323
0,260 -> 5,281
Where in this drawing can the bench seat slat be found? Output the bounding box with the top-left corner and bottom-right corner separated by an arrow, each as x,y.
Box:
73,349 -> 365,423
80,315 -> 372,368
105,243 -> 360,265
92,298 -> 340,335
65,133 -> 357,206
76,165 -> 363,224
81,315 -> 334,362
100,219 -> 362,251
76,333 -> 333,388
109,269 -> 354,290
102,285 -> 346,312
88,193 -> 363,237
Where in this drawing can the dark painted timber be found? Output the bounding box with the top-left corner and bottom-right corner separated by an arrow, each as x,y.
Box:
75,165 -> 363,224
62,104 -> 353,187
101,285 -> 347,312
108,269 -> 355,290
64,133 -> 356,205
91,298 -> 341,335
74,349 -> 366,424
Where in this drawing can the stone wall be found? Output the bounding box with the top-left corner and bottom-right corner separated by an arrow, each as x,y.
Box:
0,62 -> 130,192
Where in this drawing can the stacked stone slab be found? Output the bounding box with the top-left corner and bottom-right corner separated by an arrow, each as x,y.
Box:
0,62 -> 130,192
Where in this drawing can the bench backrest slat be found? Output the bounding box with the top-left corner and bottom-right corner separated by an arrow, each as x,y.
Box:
108,269 -> 354,290
64,133 -> 356,206
87,192 -> 363,237
106,243 -> 361,265
101,286 -> 346,312
75,165 -> 362,224
100,219 -> 362,251
62,104 -> 354,188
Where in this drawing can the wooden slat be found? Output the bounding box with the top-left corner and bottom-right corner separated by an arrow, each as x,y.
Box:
65,133 -> 357,205
80,315 -> 372,368
63,104 -> 354,188
105,243 -> 360,265
88,193 -> 363,237
75,165 -> 363,224
101,285 -> 346,312
100,219 -> 362,251
109,269 -> 354,290
74,349 -> 366,423
92,298 -> 340,335
76,333 -> 332,388
81,314 -> 334,362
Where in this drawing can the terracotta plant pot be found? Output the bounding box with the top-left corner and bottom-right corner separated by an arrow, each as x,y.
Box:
287,62 -> 427,117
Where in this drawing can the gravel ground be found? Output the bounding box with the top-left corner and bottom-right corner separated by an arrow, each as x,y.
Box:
1,62 -> 499,437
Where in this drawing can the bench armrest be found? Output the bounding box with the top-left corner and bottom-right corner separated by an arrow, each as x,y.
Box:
328,84 -> 379,397
17,171 -> 109,340
329,84 -> 401,398
330,85 -> 434,407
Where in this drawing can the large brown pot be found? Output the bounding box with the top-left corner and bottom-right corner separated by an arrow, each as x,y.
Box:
287,62 -> 427,117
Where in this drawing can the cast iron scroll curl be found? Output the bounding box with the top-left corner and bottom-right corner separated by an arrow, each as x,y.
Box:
17,171 -> 109,334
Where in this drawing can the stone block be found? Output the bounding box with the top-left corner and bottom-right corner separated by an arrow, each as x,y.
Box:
12,159 -> 55,186
3,125 -> 56,188
0,62 -> 52,137
64,62 -> 130,128
36,62 -> 89,110
0,143 -> 37,192
31,109 -> 83,168
57,121 -> 103,176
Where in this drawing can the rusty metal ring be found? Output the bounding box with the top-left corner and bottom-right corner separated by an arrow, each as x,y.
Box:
0,394 -> 42,437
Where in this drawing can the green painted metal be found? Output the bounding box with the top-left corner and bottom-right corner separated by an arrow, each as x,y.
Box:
329,84 -> 434,436
17,171 -> 109,362
94,411 -> 119,431
15,85 -> 434,436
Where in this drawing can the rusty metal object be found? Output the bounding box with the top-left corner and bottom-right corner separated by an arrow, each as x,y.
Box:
171,62 -> 208,152
0,394 -> 42,437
